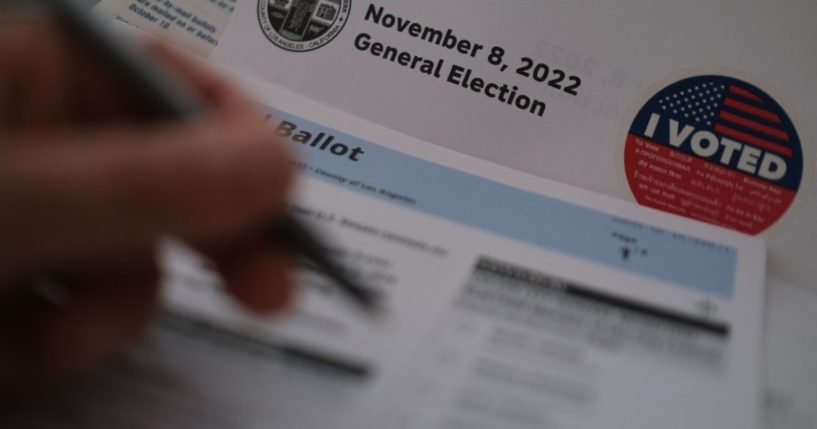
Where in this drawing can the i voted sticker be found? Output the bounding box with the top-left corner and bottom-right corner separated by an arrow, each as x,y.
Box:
624,75 -> 804,235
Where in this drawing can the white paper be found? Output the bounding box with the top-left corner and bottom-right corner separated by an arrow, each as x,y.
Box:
15,77 -> 768,429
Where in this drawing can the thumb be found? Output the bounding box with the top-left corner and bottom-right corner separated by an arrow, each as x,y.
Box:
0,114 -> 294,276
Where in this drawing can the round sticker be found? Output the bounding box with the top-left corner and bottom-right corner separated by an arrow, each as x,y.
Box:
258,0 -> 351,53
624,75 -> 804,235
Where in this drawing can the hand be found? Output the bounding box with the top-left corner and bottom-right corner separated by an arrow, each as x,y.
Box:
0,24 -> 295,392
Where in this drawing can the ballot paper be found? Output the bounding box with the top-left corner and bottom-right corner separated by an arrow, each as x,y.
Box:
9,72 -> 765,429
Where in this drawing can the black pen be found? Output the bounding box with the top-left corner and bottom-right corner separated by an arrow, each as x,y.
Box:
44,0 -> 381,313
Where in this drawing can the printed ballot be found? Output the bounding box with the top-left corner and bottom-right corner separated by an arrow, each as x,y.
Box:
18,78 -> 768,429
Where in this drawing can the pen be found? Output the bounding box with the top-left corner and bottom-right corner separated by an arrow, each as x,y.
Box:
44,0 -> 381,313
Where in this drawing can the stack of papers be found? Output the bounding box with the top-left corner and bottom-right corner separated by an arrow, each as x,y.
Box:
24,1 -> 814,428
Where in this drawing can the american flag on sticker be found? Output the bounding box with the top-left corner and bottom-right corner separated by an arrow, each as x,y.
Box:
656,80 -> 794,159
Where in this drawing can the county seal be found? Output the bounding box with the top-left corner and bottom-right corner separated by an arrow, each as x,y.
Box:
258,0 -> 351,52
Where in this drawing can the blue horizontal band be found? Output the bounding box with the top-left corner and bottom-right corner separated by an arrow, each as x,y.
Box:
272,109 -> 736,297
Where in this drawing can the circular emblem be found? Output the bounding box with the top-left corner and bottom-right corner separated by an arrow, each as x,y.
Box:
623,75 -> 805,235
258,0 -> 351,52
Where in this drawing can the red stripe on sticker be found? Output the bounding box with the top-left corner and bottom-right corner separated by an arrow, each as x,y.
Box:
714,124 -> 793,157
719,111 -> 790,141
724,98 -> 782,124
729,85 -> 764,103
